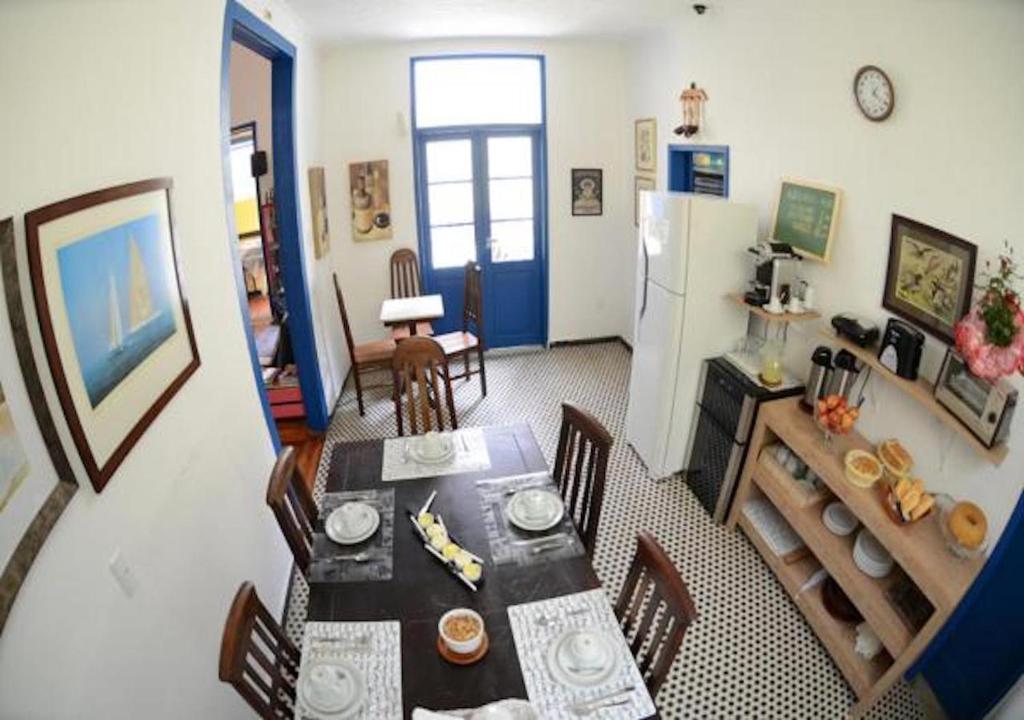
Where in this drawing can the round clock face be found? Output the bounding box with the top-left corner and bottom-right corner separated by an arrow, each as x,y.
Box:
854,65 -> 894,121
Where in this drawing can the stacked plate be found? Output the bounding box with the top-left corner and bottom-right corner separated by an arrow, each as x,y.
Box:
326,502 -> 381,545
822,502 -> 859,537
545,629 -> 618,688
507,489 -> 565,532
853,528 -> 893,578
299,660 -> 367,718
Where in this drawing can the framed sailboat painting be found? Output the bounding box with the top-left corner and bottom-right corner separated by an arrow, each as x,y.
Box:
24,178 -> 200,492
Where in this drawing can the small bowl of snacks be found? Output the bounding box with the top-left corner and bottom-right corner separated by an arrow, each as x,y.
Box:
877,438 -> 913,484
844,449 -> 883,488
937,495 -> 988,558
438,608 -> 487,662
881,476 -> 935,524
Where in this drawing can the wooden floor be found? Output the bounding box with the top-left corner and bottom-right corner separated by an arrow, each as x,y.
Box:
276,418 -> 323,496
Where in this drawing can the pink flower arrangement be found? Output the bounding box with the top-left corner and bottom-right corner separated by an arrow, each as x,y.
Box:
954,245 -> 1024,380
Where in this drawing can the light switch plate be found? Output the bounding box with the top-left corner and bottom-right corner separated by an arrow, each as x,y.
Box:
108,549 -> 139,598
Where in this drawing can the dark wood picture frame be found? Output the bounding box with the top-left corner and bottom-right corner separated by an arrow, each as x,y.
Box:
571,168 -> 603,217
0,217 -> 78,636
24,178 -> 200,493
882,214 -> 977,346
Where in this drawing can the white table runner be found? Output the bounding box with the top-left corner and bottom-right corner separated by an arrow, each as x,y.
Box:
507,589 -> 656,719
381,428 -> 491,482
296,621 -> 402,720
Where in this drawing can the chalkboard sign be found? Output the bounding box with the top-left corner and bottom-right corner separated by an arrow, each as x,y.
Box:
770,178 -> 842,263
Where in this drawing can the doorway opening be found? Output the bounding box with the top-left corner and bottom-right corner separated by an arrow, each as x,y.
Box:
221,2 -> 329,446
411,55 -> 549,348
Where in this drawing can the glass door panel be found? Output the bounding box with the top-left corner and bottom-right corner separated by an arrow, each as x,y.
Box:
486,136 -> 535,264
425,138 -> 476,269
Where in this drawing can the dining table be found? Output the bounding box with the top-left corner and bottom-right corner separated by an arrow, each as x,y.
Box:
379,294 -> 445,337
305,423 -> 658,719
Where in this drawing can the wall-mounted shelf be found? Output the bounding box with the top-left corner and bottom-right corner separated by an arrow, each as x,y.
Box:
727,293 -> 821,323
820,330 -> 1009,466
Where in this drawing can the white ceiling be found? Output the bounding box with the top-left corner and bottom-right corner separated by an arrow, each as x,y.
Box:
288,0 -> 698,43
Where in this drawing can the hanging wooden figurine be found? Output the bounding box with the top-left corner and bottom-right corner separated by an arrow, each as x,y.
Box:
674,82 -> 708,137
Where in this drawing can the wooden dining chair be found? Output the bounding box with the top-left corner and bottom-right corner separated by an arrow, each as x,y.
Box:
333,273 -> 396,415
613,531 -> 698,697
219,581 -> 301,719
265,445 -> 316,573
389,249 -> 434,339
552,403 -> 613,556
392,336 -> 457,436
435,261 -> 486,396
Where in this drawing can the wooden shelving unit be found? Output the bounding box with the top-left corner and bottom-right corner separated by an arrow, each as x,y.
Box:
821,330 -> 1009,465
727,293 -> 821,323
727,397 -> 984,717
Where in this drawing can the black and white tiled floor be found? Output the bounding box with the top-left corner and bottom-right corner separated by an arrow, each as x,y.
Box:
284,342 -> 923,719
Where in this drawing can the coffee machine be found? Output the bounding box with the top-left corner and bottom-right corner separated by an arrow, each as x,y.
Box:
745,241 -> 801,310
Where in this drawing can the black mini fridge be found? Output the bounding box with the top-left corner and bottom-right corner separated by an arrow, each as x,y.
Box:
683,357 -> 803,522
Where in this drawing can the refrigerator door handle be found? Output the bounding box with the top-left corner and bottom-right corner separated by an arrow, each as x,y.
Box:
640,238 -> 649,320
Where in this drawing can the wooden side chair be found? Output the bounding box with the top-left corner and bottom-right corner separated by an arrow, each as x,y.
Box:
333,273 -> 396,415
552,403 -> 613,556
435,261 -> 486,396
265,446 -> 316,573
389,248 -> 433,340
392,336 -> 457,436
219,581 -> 301,719
613,531 -> 698,697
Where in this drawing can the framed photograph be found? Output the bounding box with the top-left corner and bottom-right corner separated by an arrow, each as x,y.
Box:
308,166 -> 331,258
24,178 -> 200,493
635,176 -> 656,227
1,217 -> 78,636
349,160 -> 392,242
883,214 -> 977,345
571,169 -> 603,216
635,118 -> 657,173
770,178 -> 842,264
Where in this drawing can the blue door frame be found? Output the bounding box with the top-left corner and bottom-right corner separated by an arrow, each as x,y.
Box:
410,55 -> 549,348
220,2 -> 329,444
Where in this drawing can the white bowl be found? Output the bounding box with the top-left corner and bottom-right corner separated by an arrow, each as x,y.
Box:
438,608 -> 485,655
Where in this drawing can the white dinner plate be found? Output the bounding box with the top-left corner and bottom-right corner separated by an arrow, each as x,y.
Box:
544,629 -> 617,689
326,502 -> 381,545
408,435 -> 456,465
507,489 -> 565,532
299,659 -> 366,717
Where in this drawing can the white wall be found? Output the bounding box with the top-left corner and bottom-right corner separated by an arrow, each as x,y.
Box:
623,0 -> 1024,545
0,1 -> 327,717
230,41 -> 275,192
320,38 -> 633,347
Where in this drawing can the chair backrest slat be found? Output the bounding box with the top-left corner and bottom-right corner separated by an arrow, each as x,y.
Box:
266,447 -> 316,572
390,248 -> 423,298
220,582 -> 300,718
613,532 -> 697,697
392,336 -> 457,436
553,403 -> 612,556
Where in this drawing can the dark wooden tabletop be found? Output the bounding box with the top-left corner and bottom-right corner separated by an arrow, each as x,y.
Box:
307,424 -> 604,716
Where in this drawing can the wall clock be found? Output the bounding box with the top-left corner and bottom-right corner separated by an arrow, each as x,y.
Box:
854,65 -> 894,121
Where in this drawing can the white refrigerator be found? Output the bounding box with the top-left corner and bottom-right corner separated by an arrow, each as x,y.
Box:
625,191 -> 757,479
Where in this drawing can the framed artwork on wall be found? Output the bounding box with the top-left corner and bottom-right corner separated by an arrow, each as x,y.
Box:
308,166 -> 331,258
349,160 -> 392,242
635,175 -> 656,227
0,217 -> 78,636
24,178 -> 200,493
635,118 -> 657,173
571,169 -> 603,216
883,214 -> 977,345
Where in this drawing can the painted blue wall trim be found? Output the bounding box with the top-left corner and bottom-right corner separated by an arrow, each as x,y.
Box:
409,54 -> 549,347
222,1 -> 329,435
910,491 -> 1024,719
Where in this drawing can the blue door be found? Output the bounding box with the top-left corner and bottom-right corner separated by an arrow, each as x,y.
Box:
415,128 -> 546,348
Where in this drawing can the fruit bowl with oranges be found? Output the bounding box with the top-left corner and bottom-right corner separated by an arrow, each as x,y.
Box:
815,395 -> 860,449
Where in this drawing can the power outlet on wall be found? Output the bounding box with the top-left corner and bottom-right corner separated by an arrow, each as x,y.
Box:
108,549 -> 139,598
